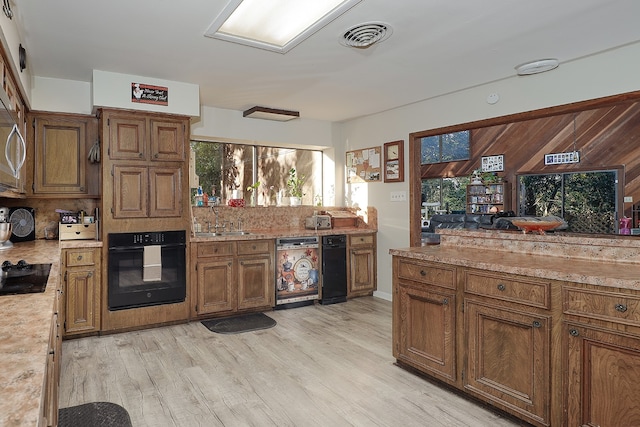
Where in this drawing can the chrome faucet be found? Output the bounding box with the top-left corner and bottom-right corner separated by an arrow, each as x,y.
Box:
211,208 -> 220,233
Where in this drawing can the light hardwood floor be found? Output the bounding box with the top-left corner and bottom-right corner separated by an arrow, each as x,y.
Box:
60,297 -> 525,427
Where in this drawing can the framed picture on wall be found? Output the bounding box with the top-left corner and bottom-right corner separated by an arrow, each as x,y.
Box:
384,140 -> 404,183
481,154 -> 504,172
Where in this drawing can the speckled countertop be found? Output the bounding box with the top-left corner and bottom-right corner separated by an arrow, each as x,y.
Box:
189,226 -> 375,242
390,229 -> 640,290
0,239 -> 102,427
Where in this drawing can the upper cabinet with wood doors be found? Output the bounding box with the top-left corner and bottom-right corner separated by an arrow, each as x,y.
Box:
100,108 -> 190,232
28,112 -> 100,197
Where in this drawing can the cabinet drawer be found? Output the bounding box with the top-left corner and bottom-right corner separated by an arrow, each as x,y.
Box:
564,287 -> 640,326
464,270 -> 550,309
349,234 -> 374,247
197,242 -> 235,258
397,259 -> 455,289
237,240 -> 271,256
65,249 -> 95,267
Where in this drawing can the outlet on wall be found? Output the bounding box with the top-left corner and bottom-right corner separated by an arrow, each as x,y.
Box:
624,196 -> 633,203
390,191 -> 407,202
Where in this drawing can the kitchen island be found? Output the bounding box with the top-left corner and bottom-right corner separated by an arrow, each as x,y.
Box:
390,229 -> 640,427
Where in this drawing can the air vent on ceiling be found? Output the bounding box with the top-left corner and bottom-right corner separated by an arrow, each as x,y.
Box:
340,22 -> 392,48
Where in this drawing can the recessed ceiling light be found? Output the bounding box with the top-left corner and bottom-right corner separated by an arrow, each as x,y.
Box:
205,0 -> 362,54
515,59 -> 559,76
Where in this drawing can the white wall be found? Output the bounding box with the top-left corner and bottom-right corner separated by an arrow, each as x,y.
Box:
0,10 -> 32,107
340,42 -> 640,301
93,70 -> 200,116
31,77 -> 92,114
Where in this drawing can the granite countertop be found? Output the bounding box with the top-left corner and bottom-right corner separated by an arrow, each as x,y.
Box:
391,229 -> 640,290
189,227 -> 375,242
0,239 -> 102,426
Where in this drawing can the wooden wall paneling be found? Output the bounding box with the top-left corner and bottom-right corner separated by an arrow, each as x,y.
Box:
410,91 -> 640,247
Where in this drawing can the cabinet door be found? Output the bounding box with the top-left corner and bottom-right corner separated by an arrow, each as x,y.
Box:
197,259 -> 235,314
565,323 -> 640,427
150,119 -> 185,161
349,246 -> 376,296
465,299 -> 550,425
149,166 -> 182,217
108,115 -> 146,160
65,266 -> 100,335
396,282 -> 456,382
113,165 -> 148,218
33,117 -> 87,194
238,256 -> 272,310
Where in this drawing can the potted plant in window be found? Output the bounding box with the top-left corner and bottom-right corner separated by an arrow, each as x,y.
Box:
287,168 -> 305,206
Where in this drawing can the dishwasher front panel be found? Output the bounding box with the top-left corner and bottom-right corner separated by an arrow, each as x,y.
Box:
275,237 -> 320,308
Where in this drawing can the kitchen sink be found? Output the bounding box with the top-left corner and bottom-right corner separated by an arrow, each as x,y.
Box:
195,231 -> 252,237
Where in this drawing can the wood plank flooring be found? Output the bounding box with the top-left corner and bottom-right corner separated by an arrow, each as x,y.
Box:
60,297 -> 525,427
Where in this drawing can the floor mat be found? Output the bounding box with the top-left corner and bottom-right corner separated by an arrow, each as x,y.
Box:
58,402 -> 132,427
201,312 -> 276,334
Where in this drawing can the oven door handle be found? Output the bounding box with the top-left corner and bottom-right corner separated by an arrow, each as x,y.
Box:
109,243 -> 186,251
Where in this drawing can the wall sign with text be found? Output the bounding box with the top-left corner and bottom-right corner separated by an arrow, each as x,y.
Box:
131,82 -> 168,106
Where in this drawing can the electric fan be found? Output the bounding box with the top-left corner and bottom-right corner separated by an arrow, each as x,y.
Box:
9,207 -> 35,242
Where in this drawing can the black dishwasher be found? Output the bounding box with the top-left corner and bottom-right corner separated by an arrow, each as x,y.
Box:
321,235 -> 347,305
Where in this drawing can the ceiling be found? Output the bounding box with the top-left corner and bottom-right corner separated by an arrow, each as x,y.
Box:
13,0 -> 640,122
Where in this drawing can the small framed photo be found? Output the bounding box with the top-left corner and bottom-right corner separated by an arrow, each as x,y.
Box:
383,140 -> 404,183
481,154 -> 504,172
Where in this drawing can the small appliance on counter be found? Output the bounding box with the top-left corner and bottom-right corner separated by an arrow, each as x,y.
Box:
0,208 -> 12,250
8,207 -> 36,242
304,214 -> 331,230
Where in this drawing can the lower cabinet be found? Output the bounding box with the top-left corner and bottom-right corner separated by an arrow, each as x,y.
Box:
61,247 -> 101,336
464,299 -> 550,425
348,233 -> 377,297
563,283 -> 640,427
193,239 -> 274,317
42,285 -> 62,426
392,255 -> 560,427
395,280 -> 456,383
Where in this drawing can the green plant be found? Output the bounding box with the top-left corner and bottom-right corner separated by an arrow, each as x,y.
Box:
287,168 -> 305,198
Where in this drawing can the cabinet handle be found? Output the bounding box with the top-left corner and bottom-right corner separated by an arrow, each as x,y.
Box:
240,261 -> 244,265
497,284 -> 506,291
532,320 -> 542,328
615,303 -> 628,313
420,270 -> 426,276
77,255 -> 83,260
228,262 -> 232,267
87,272 -> 93,278
569,328 -> 580,337
154,153 -> 159,158
442,298 -> 449,305
252,245 -> 256,250
139,153 -> 144,158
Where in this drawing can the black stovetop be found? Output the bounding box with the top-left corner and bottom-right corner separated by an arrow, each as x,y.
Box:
0,260 -> 52,296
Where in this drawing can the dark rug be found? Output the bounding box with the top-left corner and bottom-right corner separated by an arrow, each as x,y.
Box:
201,312 -> 276,334
59,402 -> 132,427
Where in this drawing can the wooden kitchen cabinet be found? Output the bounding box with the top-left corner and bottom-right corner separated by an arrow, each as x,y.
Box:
393,258 -> 457,383
392,255 -> 562,427
237,240 -> 274,310
102,109 -> 187,221
192,239 -> 274,317
564,283 -> 640,427
42,282 -> 62,426
28,112 -> 100,197
347,233 -> 377,297
61,247 -> 101,336
464,270 -> 553,427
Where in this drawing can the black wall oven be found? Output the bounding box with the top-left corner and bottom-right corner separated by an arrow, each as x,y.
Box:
108,230 -> 186,311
